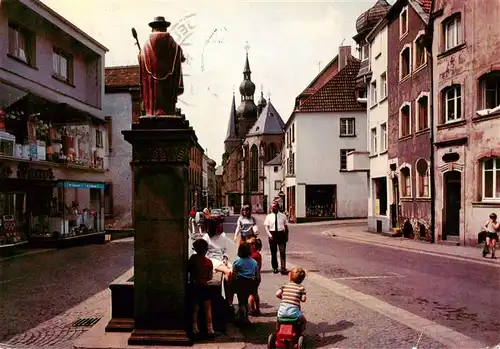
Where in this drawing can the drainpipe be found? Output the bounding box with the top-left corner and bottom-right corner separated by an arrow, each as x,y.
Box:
426,14 -> 436,244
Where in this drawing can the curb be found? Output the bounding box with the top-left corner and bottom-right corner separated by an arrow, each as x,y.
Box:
322,230 -> 500,267
0,247 -> 56,262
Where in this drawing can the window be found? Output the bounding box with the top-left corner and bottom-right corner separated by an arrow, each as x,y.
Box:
340,149 -> 355,170
443,85 -> 462,122
400,7 -> 408,37
481,73 -> 500,110
358,89 -> 367,99
371,128 -> 377,154
416,159 -> 429,197
444,15 -> 462,51
340,118 -> 355,136
8,23 -> 33,65
274,180 -> 281,190
53,48 -> 72,82
400,46 -> 411,79
380,73 -> 387,100
370,80 -> 377,106
482,158 -> 500,201
414,34 -> 427,68
417,94 -> 429,130
96,129 -> 103,148
273,166 -> 279,173
400,104 -> 411,137
292,123 -> 295,142
380,123 -> 387,151
287,153 -> 295,175
400,166 -> 411,197
361,44 -> 369,61
250,145 -> 258,191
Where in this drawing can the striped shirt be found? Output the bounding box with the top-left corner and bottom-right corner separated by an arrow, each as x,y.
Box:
279,282 -> 306,307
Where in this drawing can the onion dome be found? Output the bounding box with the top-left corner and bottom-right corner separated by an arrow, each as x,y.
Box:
239,79 -> 256,96
258,91 -> 267,108
355,0 -> 390,35
237,100 -> 258,119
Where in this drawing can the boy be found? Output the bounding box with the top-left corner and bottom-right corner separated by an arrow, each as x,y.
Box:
276,267 -> 307,327
249,238 -> 263,316
188,238 -> 214,335
231,242 -> 259,323
483,213 -> 499,259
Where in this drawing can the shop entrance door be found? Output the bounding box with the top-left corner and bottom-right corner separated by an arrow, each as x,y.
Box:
443,171 -> 461,238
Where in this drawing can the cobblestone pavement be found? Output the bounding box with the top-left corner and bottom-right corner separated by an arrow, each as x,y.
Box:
244,216 -> 500,347
0,239 -> 133,345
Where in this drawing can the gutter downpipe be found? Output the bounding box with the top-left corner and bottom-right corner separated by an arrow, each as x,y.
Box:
427,11 -> 436,244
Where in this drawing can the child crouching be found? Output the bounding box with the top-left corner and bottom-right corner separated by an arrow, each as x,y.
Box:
276,267 -> 307,328
231,242 -> 259,323
188,238 -> 214,335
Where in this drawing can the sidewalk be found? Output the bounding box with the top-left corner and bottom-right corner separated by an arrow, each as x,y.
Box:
252,214 -> 500,266
322,226 -> 500,266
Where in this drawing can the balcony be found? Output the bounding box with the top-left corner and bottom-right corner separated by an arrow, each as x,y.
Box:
347,151 -> 369,172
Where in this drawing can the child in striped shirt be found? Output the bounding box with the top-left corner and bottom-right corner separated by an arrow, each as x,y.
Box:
275,267 -> 307,325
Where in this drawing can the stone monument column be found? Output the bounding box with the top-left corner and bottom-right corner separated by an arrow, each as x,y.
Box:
123,115 -> 195,345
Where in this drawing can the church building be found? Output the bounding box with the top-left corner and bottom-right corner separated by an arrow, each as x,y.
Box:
221,52 -> 285,214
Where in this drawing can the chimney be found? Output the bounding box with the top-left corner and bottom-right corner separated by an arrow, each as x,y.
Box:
338,45 -> 351,70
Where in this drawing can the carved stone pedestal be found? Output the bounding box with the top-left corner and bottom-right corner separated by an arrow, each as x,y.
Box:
122,114 -> 196,346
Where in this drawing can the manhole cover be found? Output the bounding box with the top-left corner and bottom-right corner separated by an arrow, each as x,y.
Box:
72,317 -> 101,327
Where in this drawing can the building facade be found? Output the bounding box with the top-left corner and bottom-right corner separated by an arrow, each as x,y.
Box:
206,157 -> 216,208
353,0 -> 391,233
103,66 -> 141,228
189,142 -> 204,209
284,47 -> 368,222
431,0 -> 500,245
0,0 -> 109,244
386,0 -> 432,240
263,153 -> 283,212
215,165 -> 224,208
221,52 -> 285,214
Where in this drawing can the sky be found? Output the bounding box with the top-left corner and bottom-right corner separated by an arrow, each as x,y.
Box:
40,0 -> 383,165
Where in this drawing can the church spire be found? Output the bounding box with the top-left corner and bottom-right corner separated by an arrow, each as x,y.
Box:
225,93 -> 238,142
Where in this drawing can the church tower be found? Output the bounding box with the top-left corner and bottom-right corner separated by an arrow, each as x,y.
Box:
224,93 -> 240,154
236,49 -> 258,139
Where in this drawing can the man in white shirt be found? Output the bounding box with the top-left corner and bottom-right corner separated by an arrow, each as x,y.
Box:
264,201 -> 289,275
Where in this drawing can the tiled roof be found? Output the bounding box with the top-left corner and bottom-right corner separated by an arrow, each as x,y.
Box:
247,101 -> 285,136
105,65 -> 140,87
417,0 -> 432,13
266,153 -> 282,166
297,58 -> 365,113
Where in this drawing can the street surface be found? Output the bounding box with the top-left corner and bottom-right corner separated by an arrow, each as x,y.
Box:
0,240 -> 133,343
0,216 -> 498,348
224,215 -> 500,348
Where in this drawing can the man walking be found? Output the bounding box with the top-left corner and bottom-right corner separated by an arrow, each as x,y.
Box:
264,202 -> 289,275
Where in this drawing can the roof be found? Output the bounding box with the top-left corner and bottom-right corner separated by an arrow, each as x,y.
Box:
417,0 -> 432,13
296,58 -> 365,113
266,153 -> 282,166
247,100 -> 285,136
105,65 -> 140,87
298,56 -> 339,98
225,94 -> 238,140
215,166 -> 223,176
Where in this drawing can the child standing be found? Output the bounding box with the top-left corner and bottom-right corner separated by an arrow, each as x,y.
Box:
276,268 -> 307,326
231,242 -> 259,323
483,213 -> 500,259
249,238 -> 263,316
188,239 -> 214,335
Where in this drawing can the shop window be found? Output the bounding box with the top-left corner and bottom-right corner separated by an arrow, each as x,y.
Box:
416,159 -> 430,197
400,7 -> 408,38
417,94 -> 429,130
414,34 -> 427,68
380,123 -> 387,151
443,14 -> 462,51
380,73 -> 387,100
340,149 -> 355,170
482,157 -> 500,201
250,145 -> 258,191
400,46 -> 411,79
274,180 -> 281,190
305,184 -> 336,218
443,85 -> 462,123
479,72 -> 500,110
400,166 -> 412,197
400,103 -> 411,137
371,128 -> 377,155
8,23 -> 35,66
53,48 -> 73,83
370,80 -> 378,106
340,118 -> 355,136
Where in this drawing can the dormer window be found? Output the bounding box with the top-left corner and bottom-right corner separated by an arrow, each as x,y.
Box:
361,44 -> 369,61
400,7 -> 408,38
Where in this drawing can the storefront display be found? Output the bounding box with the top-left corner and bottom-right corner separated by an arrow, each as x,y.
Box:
305,185 -> 337,218
0,192 -> 27,245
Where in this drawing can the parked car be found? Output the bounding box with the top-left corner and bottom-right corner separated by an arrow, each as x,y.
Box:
221,207 -> 230,216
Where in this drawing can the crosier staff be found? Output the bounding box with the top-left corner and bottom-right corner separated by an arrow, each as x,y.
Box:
131,28 -> 146,116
